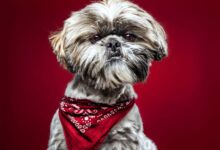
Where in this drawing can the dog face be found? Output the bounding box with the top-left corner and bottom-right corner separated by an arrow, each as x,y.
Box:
50,0 -> 168,90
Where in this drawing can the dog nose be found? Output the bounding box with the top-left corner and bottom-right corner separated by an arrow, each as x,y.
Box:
106,39 -> 121,52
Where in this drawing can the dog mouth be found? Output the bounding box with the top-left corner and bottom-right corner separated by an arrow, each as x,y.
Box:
108,51 -> 122,61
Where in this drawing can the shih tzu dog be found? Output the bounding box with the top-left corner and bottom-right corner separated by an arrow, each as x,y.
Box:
48,0 -> 167,150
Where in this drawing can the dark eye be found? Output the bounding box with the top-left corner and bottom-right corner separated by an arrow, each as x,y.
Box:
124,33 -> 137,42
90,34 -> 101,44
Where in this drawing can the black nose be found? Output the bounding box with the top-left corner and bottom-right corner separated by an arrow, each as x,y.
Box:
106,38 -> 121,52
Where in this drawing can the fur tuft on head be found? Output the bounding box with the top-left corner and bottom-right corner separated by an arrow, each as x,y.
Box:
101,0 -> 130,4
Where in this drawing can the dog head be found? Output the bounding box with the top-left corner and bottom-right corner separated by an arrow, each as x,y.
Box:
49,0 -> 168,90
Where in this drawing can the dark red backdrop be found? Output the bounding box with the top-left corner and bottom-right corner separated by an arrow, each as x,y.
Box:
1,0 -> 220,149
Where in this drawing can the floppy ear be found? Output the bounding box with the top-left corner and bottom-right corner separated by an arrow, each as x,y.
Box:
149,20 -> 168,61
49,29 -> 67,67
49,29 -> 75,72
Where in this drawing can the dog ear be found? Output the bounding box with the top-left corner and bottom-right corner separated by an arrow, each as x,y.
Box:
49,29 -> 67,68
49,29 -> 75,73
148,20 -> 168,61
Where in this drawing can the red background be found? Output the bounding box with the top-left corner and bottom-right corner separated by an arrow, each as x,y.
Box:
1,0 -> 220,149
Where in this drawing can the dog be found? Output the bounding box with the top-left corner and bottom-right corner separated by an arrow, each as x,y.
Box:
47,0 -> 167,149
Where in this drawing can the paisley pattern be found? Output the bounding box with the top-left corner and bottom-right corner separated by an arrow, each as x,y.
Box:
59,96 -> 135,150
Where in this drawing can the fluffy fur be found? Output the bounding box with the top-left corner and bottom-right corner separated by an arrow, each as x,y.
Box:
48,0 -> 167,149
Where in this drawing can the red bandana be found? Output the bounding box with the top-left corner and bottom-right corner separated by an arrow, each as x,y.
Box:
59,96 -> 135,150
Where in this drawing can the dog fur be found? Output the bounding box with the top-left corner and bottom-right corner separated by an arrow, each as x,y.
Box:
48,0 -> 167,149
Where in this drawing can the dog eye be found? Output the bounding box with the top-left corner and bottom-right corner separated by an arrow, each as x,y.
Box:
90,35 -> 101,44
124,33 -> 137,42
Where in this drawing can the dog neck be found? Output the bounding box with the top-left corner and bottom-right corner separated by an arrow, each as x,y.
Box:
64,74 -> 137,105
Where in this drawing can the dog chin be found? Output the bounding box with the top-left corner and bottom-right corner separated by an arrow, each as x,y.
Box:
88,59 -> 145,90
107,56 -> 122,62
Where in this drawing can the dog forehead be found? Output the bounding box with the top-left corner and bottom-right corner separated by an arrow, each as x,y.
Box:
65,0 -> 155,33
64,0 -> 156,45
85,1 -> 142,22
81,1 -> 154,32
